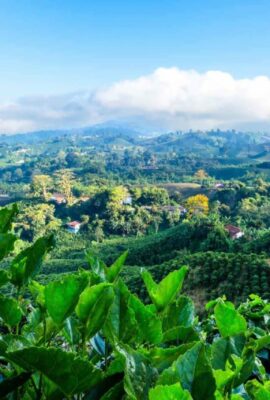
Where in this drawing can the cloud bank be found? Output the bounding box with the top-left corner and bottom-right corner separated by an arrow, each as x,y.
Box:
1,67 -> 270,134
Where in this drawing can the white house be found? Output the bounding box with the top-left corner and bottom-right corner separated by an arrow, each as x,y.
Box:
225,225 -> 244,240
121,195 -> 132,206
66,221 -> 81,234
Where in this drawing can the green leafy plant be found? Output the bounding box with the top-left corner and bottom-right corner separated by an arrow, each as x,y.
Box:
0,205 -> 270,399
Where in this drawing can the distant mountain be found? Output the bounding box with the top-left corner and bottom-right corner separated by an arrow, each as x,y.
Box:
0,125 -> 268,161
0,123 -> 147,145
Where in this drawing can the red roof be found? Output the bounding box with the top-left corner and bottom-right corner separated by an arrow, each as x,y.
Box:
51,193 -> 66,201
225,225 -> 242,235
67,221 -> 81,227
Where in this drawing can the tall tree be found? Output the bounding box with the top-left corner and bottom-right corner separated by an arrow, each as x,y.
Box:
54,169 -> 75,205
32,175 -> 52,200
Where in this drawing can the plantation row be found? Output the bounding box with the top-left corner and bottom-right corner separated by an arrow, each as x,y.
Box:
0,205 -> 270,399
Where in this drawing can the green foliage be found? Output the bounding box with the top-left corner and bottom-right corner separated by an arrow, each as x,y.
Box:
214,300 -> 247,337
45,273 -> 88,324
0,295 -> 23,327
10,234 -> 55,288
0,205 -> 270,399
141,266 -> 188,311
149,383 -> 192,400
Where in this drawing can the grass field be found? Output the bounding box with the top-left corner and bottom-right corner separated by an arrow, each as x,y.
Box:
157,182 -> 209,198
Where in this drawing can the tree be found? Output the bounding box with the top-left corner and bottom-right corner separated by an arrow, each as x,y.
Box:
194,169 -> 208,185
32,175 -> 52,200
107,186 -> 129,211
54,169 -> 75,205
14,203 -> 61,241
14,168 -> 23,180
186,194 -> 209,217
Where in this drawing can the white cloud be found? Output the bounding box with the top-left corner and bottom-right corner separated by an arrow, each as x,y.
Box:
1,67 -> 270,134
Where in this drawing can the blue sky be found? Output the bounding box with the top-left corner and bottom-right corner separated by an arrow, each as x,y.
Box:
1,0 -> 270,133
1,0 -> 270,99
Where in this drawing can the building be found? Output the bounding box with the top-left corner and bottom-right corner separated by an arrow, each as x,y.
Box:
121,195 -> 133,206
50,193 -> 66,205
79,196 -> 90,202
225,225 -> 244,240
66,221 -> 81,234
161,205 -> 187,214
215,183 -> 225,189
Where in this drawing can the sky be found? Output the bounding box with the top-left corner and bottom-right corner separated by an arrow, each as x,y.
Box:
1,0 -> 270,133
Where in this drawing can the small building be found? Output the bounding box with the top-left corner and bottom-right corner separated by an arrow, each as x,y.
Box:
50,193 -> 66,205
225,225 -> 244,240
121,195 -> 132,206
161,205 -> 187,214
215,183 -> 225,189
66,221 -> 81,234
80,196 -> 90,202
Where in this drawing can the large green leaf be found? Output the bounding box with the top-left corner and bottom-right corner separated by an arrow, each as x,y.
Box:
149,383 -> 192,400
45,273 -> 88,324
100,382 -> 125,400
29,280 -> 45,308
211,334 -> 245,372
163,296 -> 195,331
118,346 -> 158,400
76,282 -> 114,338
129,291 -> 163,345
213,354 -> 243,390
246,380 -> 270,399
0,233 -> 16,261
0,204 -> 18,234
214,301 -> 247,338
141,266 -> 188,311
104,280 -> 138,344
0,269 -> 9,288
63,317 -> 81,345
163,326 -> 200,344
7,346 -> 103,396
105,250 -> 128,282
141,343 -> 196,372
10,234 -> 55,287
0,295 -> 23,327
158,342 -> 216,400
85,251 -> 106,281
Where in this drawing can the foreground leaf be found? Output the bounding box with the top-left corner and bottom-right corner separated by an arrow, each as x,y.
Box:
214,301 -> 247,338
158,342 -> 216,400
163,296 -> 195,331
141,266 -> 188,311
45,273 -> 88,324
129,291 -> 163,345
0,204 -> 18,234
0,269 -> 9,288
246,380 -> 270,399
105,250 -> 128,282
76,282 -> 114,338
0,233 -> 16,261
7,346 -> 102,396
149,383 -> 192,400
10,234 -> 55,287
118,346 -> 158,400
0,296 -> 23,327
104,280 -> 138,344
